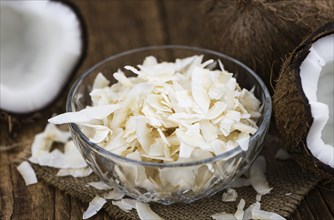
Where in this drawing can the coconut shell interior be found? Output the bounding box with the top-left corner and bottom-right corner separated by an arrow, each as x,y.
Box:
274,22 -> 334,179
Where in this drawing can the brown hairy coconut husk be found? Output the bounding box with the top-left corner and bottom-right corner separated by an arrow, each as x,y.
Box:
273,22 -> 334,179
201,0 -> 333,94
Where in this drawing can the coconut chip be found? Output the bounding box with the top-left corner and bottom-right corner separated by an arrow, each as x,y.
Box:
87,181 -> 112,191
112,198 -> 137,212
102,188 -> 125,200
29,123 -> 71,168
113,69 -> 133,87
80,124 -> 112,144
211,198 -> 244,220
135,202 -> 163,220
236,136 -> 250,151
17,161 -> 38,185
211,212 -> 236,220
249,156 -> 272,195
256,194 -> 262,202
56,167 -> 92,177
243,201 -> 261,220
48,104 -> 120,124
234,199 -> 245,220
93,73 -> 110,89
222,188 -> 238,202
191,67 -> 211,113
246,201 -> 286,220
83,195 -> 106,219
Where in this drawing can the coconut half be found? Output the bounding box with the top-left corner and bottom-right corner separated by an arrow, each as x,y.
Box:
0,0 -> 86,113
274,22 -> 334,177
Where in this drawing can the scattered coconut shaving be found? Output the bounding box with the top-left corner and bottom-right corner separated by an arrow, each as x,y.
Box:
112,199 -> 163,220
230,156 -> 271,197
249,156 -> 272,195
234,199 -> 245,220
256,194 -> 262,202
83,195 -> 106,219
211,212 -> 236,220
243,202 -> 261,220
27,123 -> 92,178
87,181 -> 112,190
136,202 -> 163,220
57,167 -> 93,177
211,156 -> 285,220
222,188 -> 238,202
112,198 -> 137,212
211,198 -> 286,220
17,161 -> 38,185
102,188 -> 125,200
29,123 -> 71,168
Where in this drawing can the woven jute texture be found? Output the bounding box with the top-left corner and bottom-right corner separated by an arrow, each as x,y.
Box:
31,134 -> 320,220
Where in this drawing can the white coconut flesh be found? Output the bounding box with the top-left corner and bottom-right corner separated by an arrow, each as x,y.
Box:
0,0 -> 82,113
300,34 -> 334,168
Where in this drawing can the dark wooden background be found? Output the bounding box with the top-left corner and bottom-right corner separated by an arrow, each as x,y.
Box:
1,1 -> 333,219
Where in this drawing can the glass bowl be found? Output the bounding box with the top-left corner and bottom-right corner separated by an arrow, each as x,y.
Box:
67,45 -> 272,205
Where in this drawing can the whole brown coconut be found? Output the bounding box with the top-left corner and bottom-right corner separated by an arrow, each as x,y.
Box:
201,0 -> 333,93
273,22 -> 334,179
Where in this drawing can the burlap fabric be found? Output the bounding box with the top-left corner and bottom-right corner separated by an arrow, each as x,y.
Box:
29,134 -> 320,220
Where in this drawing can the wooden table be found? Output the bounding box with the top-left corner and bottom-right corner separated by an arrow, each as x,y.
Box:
1,1 -> 333,219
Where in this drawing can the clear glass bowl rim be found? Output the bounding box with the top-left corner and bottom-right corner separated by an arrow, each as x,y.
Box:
66,45 -> 272,168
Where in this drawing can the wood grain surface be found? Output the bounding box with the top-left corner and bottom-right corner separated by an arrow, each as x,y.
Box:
0,1 -> 333,219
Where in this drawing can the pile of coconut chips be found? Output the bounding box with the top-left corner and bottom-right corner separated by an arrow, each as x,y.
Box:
50,55 -> 261,162
16,55 -> 285,219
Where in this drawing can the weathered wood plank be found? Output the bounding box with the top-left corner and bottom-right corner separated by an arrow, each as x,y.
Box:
0,152 -> 14,220
290,209 -> 303,220
160,0 -> 202,46
294,195 -> 316,220
83,0 -> 166,58
69,197 -> 87,220
54,190 -> 71,219
304,187 -> 333,220
319,185 -> 334,216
